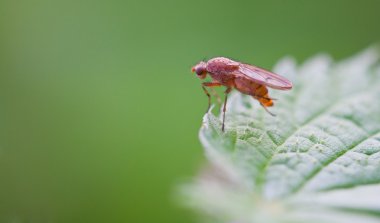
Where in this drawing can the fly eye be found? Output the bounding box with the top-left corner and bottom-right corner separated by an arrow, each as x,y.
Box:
195,67 -> 204,75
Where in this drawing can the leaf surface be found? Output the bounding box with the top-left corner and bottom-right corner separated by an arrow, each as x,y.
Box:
181,48 -> 380,223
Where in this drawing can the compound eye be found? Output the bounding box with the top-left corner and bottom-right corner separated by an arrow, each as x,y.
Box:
195,67 -> 204,76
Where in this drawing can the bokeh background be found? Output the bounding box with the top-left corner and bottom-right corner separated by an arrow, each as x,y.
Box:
1,0 -> 380,222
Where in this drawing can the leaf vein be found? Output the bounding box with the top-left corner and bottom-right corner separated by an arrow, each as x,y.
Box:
291,130 -> 380,194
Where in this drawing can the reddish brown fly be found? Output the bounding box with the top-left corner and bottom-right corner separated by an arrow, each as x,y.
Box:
191,57 -> 292,132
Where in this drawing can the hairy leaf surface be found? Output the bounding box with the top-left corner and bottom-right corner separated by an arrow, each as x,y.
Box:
181,48 -> 380,223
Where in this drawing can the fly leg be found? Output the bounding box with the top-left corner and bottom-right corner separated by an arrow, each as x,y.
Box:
222,87 -> 232,132
252,94 -> 276,116
210,88 -> 222,105
202,82 -> 222,113
260,103 -> 276,116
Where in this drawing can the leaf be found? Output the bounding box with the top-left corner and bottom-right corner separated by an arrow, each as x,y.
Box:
180,48 -> 380,223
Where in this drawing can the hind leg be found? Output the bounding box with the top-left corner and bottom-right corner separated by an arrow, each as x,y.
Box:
260,103 -> 276,116
255,94 -> 276,116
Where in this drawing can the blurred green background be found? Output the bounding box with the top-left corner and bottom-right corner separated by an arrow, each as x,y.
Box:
0,0 -> 380,222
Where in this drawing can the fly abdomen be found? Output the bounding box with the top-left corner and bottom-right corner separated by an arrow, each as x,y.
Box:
252,85 -> 274,107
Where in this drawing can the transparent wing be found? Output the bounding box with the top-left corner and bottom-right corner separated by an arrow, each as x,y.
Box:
238,63 -> 293,90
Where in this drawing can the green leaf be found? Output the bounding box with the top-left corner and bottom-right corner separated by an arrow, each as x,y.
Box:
180,48 -> 380,223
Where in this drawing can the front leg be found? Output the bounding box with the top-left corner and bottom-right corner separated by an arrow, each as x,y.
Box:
202,82 -> 222,113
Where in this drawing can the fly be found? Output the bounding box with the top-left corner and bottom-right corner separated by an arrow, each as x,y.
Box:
191,57 -> 292,131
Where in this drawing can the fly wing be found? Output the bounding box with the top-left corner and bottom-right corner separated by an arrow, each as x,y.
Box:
238,63 -> 292,90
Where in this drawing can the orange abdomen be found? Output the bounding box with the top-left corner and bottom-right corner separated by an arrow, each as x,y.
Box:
234,77 -> 274,107
253,85 -> 273,107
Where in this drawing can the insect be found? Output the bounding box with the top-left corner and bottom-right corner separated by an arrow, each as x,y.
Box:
191,57 -> 292,132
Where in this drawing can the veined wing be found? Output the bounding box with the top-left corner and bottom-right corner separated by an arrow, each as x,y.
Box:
238,63 -> 292,90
